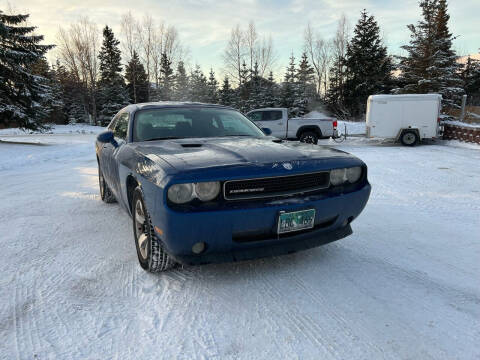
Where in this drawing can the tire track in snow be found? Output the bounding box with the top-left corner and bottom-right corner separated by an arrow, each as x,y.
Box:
12,275 -> 45,360
255,255 -> 396,359
251,260 -> 336,358
171,267 -> 220,360
288,271 -> 393,359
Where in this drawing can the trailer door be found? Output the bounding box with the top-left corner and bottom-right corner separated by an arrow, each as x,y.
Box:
370,99 -> 403,138
402,99 -> 437,139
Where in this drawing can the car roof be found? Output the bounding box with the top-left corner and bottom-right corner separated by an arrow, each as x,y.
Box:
122,101 -> 236,113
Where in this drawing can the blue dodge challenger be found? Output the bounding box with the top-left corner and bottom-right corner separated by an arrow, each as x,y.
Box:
96,102 -> 371,272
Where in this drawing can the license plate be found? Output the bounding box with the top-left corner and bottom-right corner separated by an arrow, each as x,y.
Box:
277,209 -> 316,234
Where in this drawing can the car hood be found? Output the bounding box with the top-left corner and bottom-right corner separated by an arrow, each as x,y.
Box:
133,137 -> 357,173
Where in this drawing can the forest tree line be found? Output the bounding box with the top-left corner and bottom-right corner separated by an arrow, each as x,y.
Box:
1,0 -> 480,130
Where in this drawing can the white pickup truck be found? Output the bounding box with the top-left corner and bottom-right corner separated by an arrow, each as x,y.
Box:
246,108 -> 337,144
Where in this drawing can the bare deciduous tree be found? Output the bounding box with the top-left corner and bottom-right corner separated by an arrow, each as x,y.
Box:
304,23 -> 331,96
245,21 -> 257,75
137,14 -> 155,98
330,14 -> 349,94
120,11 -> 139,102
256,35 -> 275,78
223,22 -> 275,85
223,24 -> 245,86
57,17 -> 100,124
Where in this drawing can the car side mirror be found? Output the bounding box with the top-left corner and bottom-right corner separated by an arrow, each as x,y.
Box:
97,130 -> 115,144
262,127 -> 272,136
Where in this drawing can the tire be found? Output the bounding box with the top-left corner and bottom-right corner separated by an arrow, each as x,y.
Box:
400,130 -> 419,146
299,131 -> 319,144
98,165 -> 116,203
132,187 -> 176,272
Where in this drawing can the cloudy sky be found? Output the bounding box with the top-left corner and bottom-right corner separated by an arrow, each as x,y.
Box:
8,0 -> 480,75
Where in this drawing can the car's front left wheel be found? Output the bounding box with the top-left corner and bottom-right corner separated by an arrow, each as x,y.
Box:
132,187 -> 176,272
98,165 -> 116,203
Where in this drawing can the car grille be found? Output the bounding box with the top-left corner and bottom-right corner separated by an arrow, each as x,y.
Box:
223,171 -> 330,200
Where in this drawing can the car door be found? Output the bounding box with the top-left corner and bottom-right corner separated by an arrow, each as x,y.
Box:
248,110 -> 285,138
104,112 -> 129,196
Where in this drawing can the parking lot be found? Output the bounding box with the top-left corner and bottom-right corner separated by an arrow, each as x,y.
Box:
0,132 -> 479,359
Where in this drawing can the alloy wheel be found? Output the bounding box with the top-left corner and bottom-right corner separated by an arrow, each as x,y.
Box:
134,199 -> 148,260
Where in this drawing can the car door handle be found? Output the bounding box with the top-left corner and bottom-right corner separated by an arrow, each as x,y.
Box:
277,122 -> 282,125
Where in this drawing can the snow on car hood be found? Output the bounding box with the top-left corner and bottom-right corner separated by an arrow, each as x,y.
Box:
133,137 -> 355,172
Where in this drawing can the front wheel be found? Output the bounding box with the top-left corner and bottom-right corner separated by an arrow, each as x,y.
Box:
299,131 -> 319,144
132,187 -> 176,272
98,166 -> 116,203
400,130 -> 419,146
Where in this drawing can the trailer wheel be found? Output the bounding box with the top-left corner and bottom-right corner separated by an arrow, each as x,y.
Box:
400,130 -> 419,146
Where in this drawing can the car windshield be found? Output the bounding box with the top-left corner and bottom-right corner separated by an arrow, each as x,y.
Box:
133,107 -> 265,142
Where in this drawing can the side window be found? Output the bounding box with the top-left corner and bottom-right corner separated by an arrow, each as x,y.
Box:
261,111 -> 283,121
114,113 -> 129,140
107,114 -> 119,130
247,111 -> 262,121
270,111 -> 283,120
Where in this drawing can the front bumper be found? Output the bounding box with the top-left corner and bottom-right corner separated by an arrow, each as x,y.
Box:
151,183 -> 371,265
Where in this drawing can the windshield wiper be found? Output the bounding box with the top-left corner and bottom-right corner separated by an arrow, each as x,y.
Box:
222,134 -> 253,137
145,136 -> 184,141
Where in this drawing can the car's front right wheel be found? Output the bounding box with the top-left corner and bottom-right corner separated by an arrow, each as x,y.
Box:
132,187 -> 176,272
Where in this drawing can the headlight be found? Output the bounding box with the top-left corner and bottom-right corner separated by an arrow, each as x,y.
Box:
168,183 -> 194,204
195,181 -> 220,201
330,168 -> 346,185
346,167 -> 362,183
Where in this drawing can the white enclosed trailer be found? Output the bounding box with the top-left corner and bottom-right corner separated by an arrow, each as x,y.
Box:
366,94 -> 443,146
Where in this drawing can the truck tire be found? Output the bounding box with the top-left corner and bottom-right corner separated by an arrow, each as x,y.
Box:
98,165 -> 116,203
299,131 -> 319,144
400,130 -> 419,146
132,187 -> 176,272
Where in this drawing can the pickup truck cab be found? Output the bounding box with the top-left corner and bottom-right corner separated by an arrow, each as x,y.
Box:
246,108 -> 337,144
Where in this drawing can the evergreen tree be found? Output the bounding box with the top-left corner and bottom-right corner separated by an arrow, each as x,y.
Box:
97,26 -> 129,124
158,52 -> 174,101
173,61 -> 189,101
262,71 -> 278,108
281,55 -> 297,114
462,55 -> 480,100
189,65 -> 209,102
295,52 -> 316,115
396,0 -> 463,107
0,11 -> 54,130
325,56 -> 348,118
52,60 -> 87,124
239,61 -> 250,87
247,62 -> 263,110
343,10 -> 393,117
284,53 -> 297,82
207,68 -> 219,103
30,57 -> 65,123
219,76 -> 235,107
125,51 -> 149,103
297,52 -> 315,85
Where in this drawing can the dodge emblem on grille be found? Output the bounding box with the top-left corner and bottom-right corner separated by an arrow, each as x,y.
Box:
283,162 -> 293,170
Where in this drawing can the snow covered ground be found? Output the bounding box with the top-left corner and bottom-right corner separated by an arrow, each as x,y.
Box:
0,129 -> 479,359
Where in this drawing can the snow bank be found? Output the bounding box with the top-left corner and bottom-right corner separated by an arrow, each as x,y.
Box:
337,121 -> 366,135
0,123 -> 105,136
442,120 -> 480,128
